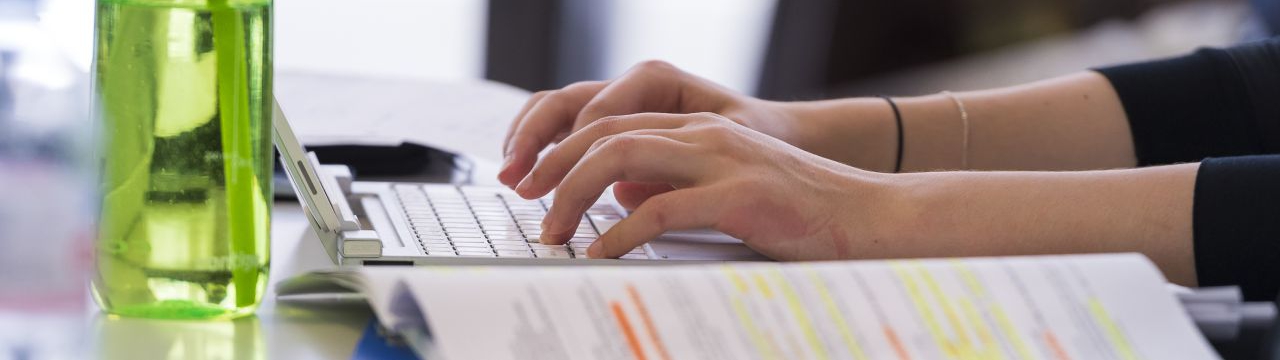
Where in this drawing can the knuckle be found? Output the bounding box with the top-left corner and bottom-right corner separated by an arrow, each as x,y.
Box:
698,112 -> 733,124
600,134 -> 640,154
541,89 -> 571,104
635,59 -> 676,75
588,115 -> 626,133
587,135 -> 613,153
646,197 -> 673,229
531,90 -> 553,100
697,123 -> 735,144
564,80 -> 601,92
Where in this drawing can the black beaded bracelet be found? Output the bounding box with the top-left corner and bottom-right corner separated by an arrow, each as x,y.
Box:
878,96 -> 904,173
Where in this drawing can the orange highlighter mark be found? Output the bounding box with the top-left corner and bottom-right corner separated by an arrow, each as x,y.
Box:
612,301 -> 648,360
883,326 -> 911,360
627,285 -> 672,360
1043,331 -> 1071,360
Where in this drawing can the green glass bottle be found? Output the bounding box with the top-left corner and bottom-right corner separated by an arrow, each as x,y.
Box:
91,0 -> 273,320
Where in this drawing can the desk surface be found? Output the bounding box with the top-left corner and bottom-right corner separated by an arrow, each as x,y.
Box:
92,201 -> 372,360
82,164 -> 1280,359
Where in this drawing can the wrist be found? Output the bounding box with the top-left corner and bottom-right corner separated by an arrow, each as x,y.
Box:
832,169 -> 918,258
779,98 -> 899,172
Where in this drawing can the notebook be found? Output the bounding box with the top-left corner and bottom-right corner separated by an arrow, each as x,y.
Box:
276,253 -> 1219,359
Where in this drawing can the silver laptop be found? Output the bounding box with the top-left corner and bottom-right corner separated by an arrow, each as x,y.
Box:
273,100 -> 766,266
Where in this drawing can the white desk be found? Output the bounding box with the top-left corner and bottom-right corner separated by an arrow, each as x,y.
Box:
92,202 -> 373,360
86,74 -> 517,359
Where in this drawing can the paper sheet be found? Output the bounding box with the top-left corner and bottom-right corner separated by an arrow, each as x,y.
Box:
378,254 -> 1217,360
274,71 -> 530,162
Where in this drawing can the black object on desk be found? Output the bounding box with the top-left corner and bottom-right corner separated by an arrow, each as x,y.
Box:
273,142 -> 464,199
307,143 -> 454,177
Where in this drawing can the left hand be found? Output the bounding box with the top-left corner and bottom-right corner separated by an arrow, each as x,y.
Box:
512,112 -> 895,260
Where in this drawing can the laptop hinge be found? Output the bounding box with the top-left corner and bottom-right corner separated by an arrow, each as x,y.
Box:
313,160 -> 362,231
341,230 -> 383,258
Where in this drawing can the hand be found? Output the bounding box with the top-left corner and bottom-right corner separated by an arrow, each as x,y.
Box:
512,112 -> 896,260
498,60 -> 800,189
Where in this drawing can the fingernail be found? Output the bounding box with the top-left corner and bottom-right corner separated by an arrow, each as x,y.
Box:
500,155 -> 512,172
587,243 -> 603,258
515,175 -> 533,195
498,158 -> 515,187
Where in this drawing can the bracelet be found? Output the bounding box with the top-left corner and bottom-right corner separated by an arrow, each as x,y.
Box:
878,96 -> 904,173
940,91 -> 970,170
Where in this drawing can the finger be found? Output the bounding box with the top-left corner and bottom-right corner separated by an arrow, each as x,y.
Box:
502,91 -> 549,158
613,182 -> 674,211
499,81 -> 608,187
515,113 -> 694,198
588,187 -> 725,258
539,135 -> 704,244
571,61 -> 687,132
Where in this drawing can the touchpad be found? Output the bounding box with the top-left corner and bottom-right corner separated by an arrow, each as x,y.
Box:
649,229 -> 771,261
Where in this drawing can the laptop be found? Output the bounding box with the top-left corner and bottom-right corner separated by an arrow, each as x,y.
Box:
273,100 -> 766,266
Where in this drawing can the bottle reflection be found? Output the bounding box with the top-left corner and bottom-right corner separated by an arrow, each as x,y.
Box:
94,314 -> 263,360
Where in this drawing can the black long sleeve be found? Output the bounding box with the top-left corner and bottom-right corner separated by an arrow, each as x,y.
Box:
1096,38 -> 1280,301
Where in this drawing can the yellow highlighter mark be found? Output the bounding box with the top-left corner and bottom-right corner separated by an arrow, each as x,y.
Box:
723,267 -> 751,294
992,307 -> 1036,360
770,272 -> 829,360
959,298 -> 1003,360
807,272 -> 869,360
1088,299 -> 1139,360
893,263 -> 958,359
732,298 -> 780,360
915,264 -> 976,359
954,262 -> 1027,360
753,273 -> 775,298
723,267 -> 781,360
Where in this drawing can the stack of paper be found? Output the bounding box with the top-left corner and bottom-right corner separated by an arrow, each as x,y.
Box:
279,253 -> 1222,359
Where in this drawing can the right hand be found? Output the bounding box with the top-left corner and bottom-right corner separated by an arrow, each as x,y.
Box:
498,60 -> 799,198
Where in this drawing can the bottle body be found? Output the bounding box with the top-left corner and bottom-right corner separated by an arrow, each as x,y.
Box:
91,0 -> 273,319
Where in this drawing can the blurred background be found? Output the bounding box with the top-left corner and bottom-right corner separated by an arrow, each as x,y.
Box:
16,0 -> 1279,100
0,0 -> 1275,358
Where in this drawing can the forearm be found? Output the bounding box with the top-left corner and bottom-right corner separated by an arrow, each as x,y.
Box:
781,71 -> 1137,172
867,163 -> 1198,285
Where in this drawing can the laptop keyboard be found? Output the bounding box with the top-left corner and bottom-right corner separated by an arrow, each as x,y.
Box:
392,185 -> 649,259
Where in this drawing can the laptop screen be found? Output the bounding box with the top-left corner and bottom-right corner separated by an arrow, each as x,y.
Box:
272,98 -> 344,233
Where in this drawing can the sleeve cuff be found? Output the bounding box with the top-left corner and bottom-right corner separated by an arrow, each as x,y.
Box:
1193,155 -> 1280,301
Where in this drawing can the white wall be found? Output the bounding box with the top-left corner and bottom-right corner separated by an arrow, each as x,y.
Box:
38,0 -> 778,92
36,0 -> 489,81
274,0 -> 487,80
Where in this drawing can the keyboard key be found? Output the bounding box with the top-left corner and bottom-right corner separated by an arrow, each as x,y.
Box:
619,254 -> 649,260
496,249 -> 533,258
421,239 -> 452,246
530,243 -> 568,250
533,248 -> 572,259
450,238 -> 488,245
424,246 -> 456,254
487,233 -> 527,242
458,249 -> 496,257
589,215 -> 620,234
482,230 -> 522,238
491,243 -> 531,251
